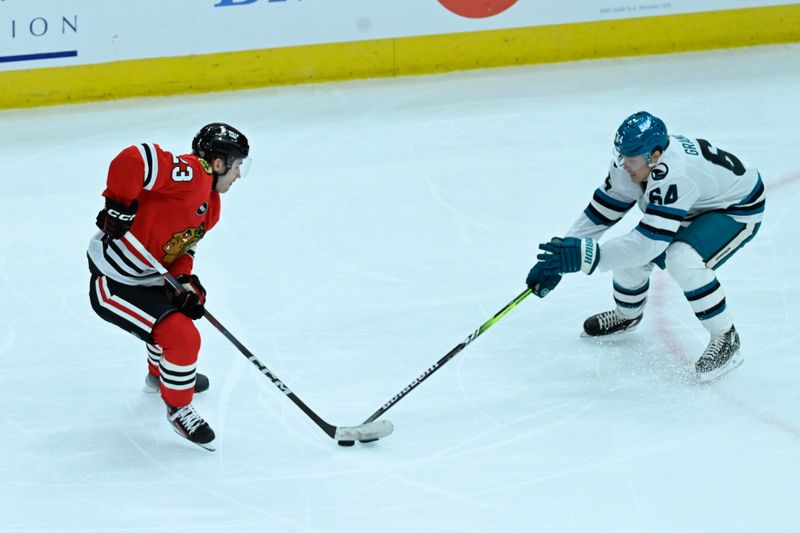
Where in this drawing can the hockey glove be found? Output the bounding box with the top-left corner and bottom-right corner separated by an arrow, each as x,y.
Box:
96,198 -> 138,239
537,237 -> 600,275
177,274 -> 206,302
526,261 -> 562,297
172,274 -> 206,320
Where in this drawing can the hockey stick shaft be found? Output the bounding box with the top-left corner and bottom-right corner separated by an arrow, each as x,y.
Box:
121,233 -> 391,441
361,288 -> 532,424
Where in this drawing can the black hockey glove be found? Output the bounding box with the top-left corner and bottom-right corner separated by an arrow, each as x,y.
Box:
96,198 -> 138,238
526,260 -> 562,298
172,274 -> 206,320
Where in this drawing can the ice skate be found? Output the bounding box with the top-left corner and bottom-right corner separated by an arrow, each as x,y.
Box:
695,325 -> 742,383
582,310 -> 642,337
144,372 -> 209,393
166,404 -> 216,451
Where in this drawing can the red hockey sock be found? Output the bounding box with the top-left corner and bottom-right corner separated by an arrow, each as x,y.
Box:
151,312 -> 201,408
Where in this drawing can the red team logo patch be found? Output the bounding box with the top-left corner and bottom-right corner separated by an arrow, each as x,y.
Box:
438,0 -> 518,18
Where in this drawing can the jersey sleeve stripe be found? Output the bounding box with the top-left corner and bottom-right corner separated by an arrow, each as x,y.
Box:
644,204 -> 687,221
584,205 -> 615,226
593,189 -> 636,212
143,143 -> 153,189
635,222 -> 676,242
140,143 -> 159,191
135,144 -> 152,189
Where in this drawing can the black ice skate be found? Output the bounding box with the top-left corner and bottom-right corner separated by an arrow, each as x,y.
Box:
582,310 -> 642,337
167,404 -> 216,451
695,325 -> 742,383
144,372 -> 209,393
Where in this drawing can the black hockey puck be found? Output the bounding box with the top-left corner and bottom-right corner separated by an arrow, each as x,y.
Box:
359,438 -> 379,444
337,440 -> 355,447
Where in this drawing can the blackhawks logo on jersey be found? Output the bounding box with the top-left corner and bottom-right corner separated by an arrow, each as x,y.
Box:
199,158 -> 212,174
161,223 -> 206,264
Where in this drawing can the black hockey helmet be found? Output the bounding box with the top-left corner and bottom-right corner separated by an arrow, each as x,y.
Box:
192,123 -> 250,167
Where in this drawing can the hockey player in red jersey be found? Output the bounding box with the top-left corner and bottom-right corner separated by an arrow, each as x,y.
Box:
88,123 -> 250,450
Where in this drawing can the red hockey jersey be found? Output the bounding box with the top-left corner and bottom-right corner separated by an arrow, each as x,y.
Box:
88,143 -> 221,286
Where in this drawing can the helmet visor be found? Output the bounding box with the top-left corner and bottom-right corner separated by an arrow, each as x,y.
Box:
228,156 -> 252,178
614,147 -> 649,170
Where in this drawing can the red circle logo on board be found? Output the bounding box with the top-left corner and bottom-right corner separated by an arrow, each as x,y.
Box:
438,0 -> 518,18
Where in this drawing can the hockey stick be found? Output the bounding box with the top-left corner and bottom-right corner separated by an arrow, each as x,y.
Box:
120,232 -> 393,443
359,288 -> 532,431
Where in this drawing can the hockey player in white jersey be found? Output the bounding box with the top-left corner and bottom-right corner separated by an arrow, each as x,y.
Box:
526,111 -> 764,382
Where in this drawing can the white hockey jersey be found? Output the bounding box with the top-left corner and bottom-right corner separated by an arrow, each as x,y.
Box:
567,135 -> 765,273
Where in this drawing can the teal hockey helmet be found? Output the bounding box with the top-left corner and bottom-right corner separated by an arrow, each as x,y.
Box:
614,111 -> 669,165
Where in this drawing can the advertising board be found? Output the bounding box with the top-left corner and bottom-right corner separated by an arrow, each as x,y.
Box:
1,0 -> 795,72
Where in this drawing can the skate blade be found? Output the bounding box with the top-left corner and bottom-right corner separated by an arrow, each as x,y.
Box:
196,441 -> 216,452
696,353 -> 744,384
334,420 -> 394,442
171,427 -> 216,451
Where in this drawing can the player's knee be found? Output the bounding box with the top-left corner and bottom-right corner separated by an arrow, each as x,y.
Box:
152,312 -> 201,356
665,242 -> 704,277
613,265 -> 652,289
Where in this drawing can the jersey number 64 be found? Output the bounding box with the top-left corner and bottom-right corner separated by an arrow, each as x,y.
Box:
649,184 -> 678,205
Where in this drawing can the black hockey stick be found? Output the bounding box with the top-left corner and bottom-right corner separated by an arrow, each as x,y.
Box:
359,288 -> 532,433
122,232 -> 393,443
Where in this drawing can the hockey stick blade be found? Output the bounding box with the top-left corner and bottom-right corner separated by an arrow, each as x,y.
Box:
334,420 -> 393,442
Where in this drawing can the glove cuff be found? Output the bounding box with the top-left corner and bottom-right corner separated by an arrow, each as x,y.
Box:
580,237 -> 600,275
105,197 -> 138,219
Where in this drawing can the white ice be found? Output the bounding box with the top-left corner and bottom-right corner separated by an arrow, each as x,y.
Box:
2,43 -> 800,532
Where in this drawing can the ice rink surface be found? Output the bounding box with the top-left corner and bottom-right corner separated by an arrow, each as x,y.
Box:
2,43 -> 800,532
